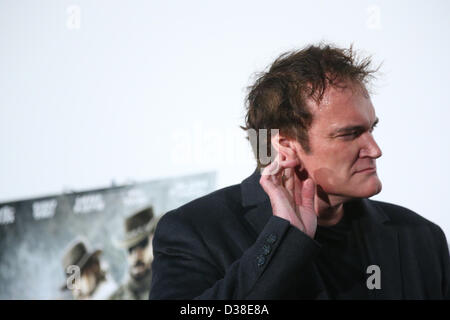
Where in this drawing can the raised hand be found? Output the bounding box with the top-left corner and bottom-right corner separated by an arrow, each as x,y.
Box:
259,159 -> 318,239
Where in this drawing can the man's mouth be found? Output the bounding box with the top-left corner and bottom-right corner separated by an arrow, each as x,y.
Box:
355,166 -> 376,173
133,261 -> 145,269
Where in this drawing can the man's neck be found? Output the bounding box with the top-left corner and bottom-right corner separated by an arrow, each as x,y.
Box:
315,194 -> 349,227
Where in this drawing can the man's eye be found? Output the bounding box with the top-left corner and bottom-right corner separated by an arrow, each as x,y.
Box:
341,131 -> 358,137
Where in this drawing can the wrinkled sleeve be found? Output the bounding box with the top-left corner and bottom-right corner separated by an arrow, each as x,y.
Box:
149,209 -> 321,300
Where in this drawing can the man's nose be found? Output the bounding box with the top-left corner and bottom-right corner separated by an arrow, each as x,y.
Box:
131,247 -> 144,260
360,132 -> 382,159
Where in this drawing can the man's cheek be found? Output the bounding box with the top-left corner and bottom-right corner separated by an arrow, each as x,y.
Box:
79,276 -> 90,295
145,244 -> 154,263
312,166 -> 340,187
128,255 -> 137,267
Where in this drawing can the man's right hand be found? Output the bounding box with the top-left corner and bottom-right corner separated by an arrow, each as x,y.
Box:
259,159 -> 318,239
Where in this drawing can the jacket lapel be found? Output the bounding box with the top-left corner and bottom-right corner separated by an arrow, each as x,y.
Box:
351,199 -> 404,299
240,168 -> 272,235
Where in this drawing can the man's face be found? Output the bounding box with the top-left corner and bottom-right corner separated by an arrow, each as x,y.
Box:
127,235 -> 153,280
296,82 -> 382,200
72,259 -> 100,299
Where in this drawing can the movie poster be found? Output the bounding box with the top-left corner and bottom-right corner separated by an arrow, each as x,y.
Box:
0,172 -> 216,300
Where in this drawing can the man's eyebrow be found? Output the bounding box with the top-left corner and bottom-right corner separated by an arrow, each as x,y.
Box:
330,117 -> 379,135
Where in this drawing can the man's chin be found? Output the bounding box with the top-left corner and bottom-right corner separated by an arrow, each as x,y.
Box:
353,180 -> 382,198
130,267 -> 150,280
325,178 -> 382,200
332,180 -> 382,200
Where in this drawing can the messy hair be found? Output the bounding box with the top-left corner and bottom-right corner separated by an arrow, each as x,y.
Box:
242,43 -> 379,168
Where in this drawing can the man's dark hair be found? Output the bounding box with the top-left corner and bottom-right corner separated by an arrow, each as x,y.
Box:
242,43 -> 379,168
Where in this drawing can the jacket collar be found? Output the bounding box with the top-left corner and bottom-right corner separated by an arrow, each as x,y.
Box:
241,167 -> 268,207
240,168 -> 403,299
240,168 -> 271,236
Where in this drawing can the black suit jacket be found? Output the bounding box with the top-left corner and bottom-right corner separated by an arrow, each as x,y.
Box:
149,169 -> 450,299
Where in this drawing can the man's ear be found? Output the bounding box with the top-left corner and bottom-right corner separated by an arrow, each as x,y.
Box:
271,133 -> 302,168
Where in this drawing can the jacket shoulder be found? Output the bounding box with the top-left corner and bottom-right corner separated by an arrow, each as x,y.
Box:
157,183 -> 244,230
368,199 -> 442,231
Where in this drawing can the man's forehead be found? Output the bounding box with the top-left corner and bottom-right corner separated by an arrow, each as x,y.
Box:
306,83 -> 375,129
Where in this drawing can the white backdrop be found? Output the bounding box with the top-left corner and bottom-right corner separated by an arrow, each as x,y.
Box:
1,0 -> 449,236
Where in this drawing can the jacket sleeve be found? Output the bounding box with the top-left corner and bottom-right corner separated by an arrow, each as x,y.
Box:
149,208 -> 321,300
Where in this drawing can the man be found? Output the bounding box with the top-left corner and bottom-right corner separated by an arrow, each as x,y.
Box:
61,238 -> 117,300
110,207 -> 158,300
149,44 -> 450,299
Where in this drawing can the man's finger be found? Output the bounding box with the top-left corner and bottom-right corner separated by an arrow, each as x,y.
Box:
293,172 -> 303,206
284,167 -> 294,198
301,178 -> 316,212
281,159 -> 300,168
261,160 -> 280,177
